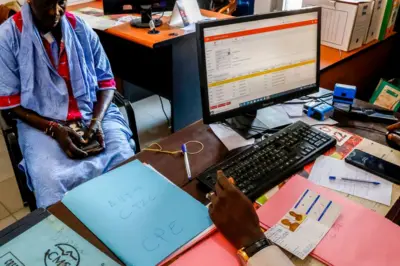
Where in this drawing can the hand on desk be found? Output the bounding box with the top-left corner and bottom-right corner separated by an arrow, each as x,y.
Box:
208,170 -> 265,249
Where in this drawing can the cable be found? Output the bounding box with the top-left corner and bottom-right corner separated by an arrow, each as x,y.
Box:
143,140 -> 204,155
159,96 -> 171,129
221,122 -> 270,134
336,124 -> 387,136
299,93 -> 333,100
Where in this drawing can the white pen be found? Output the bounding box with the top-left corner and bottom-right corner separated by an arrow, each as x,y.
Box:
182,144 -> 192,180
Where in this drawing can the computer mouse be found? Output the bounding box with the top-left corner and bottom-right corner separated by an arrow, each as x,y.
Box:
386,129 -> 400,150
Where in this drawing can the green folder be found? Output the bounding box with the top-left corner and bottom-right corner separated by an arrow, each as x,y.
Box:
370,79 -> 400,111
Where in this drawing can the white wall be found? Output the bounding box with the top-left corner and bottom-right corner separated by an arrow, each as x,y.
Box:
254,0 -> 273,14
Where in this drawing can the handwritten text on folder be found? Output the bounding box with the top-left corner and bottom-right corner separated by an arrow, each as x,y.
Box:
62,160 -> 213,266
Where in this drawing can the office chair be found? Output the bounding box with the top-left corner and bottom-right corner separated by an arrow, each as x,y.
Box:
0,91 -> 141,211
216,0 -> 237,15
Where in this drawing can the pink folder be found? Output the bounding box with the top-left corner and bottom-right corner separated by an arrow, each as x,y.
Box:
171,231 -> 240,266
258,175 -> 400,266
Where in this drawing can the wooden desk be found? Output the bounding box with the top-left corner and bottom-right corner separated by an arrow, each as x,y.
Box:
68,1 -> 231,132
69,1 -> 230,49
49,97 -> 400,266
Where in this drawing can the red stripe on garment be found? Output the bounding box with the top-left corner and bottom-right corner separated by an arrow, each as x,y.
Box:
12,12 -> 23,32
0,94 -> 21,108
98,79 -> 116,89
65,12 -> 77,29
57,42 -> 83,120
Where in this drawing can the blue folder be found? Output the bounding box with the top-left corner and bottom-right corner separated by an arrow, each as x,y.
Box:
62,160 -> 213,266
0,209 -> 118,266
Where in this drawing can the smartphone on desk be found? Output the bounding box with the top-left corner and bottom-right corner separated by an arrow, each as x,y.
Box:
345,149 -> 400,185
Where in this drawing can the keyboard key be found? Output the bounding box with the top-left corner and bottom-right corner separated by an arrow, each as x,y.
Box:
314,140 -> 324,147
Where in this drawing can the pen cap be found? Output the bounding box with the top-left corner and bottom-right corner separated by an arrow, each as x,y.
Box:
329,176 -> 336,180
181,144 -> 187,152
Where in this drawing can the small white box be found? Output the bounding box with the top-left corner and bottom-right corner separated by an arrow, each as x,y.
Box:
365,0 -> 387,43
303,0 -> 374,51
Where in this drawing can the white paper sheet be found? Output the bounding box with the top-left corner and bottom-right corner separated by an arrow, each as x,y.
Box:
265,189 -> 341,259
281,104 -> 304,117
257,105 -> 293,129
70,12 -> 119,30
308,156 -> 393,205
314,125 -> 352,146
209,124 -> 255,151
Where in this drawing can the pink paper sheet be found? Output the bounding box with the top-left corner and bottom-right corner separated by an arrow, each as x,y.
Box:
258,175 -> 400,266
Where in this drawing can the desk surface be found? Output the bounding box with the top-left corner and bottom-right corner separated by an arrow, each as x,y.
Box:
68,1 -> 231,48
49,98 -> 400,266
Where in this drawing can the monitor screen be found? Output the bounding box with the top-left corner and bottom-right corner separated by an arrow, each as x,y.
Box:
197,9 -> 320,123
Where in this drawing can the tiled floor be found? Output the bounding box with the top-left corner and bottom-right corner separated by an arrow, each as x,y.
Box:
0,129 -> 26,231
133,95 -> 172,148
0,94 -> 171,231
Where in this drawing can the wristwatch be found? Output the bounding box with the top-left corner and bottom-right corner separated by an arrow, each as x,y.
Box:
237,237 -> 271,262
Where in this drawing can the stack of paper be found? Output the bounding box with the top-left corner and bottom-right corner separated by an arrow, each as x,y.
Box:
62,160 -> 213,266
308,156 -> 393,205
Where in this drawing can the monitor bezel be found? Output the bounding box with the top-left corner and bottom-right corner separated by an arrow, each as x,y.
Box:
196,7 -> 321,125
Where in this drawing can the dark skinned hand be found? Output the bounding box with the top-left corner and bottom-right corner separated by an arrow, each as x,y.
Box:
208,170 -> 265,249
52,125 -> 88,159
83,120 -> 106,150
387,122 -> 400,146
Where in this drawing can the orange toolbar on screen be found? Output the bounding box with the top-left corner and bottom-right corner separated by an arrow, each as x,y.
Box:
204,19 -> 318,42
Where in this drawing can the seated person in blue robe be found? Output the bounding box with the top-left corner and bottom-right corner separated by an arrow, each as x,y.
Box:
0,0 -> 135,208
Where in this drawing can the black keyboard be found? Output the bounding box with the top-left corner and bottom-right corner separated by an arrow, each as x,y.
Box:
198,121 -> 337,201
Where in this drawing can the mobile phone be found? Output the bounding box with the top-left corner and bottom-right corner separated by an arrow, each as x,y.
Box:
345,149 -> 400,185
67,121 -> 101,153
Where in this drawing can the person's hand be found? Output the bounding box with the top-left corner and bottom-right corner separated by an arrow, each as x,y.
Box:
52,125 -> 88,159
83,119 -> 105,149
387,122 -> 400,146
208,170 -> 265,249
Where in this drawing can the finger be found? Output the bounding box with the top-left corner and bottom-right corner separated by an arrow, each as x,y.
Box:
215,181 -> 224,196
388,133 -> 400,145
387,122 -> 400,131
97,130 -> 106,148
217,170 -> 232,190
67,139 -> 88,158
67,128 -> 86,144
83,129 -> 95,142
209,192 -> 218,206
65,150 -> 73,159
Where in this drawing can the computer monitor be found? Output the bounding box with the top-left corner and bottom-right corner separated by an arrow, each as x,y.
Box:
103,0 -> 176,28
196,8 -> 321,137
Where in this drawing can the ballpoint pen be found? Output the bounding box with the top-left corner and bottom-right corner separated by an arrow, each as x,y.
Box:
182,144 -> 192,180
329,176 -> 380,185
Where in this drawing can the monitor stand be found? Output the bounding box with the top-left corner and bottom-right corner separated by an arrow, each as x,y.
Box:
224,112 -> 292,140
130,5 -> 163,29
224,112 -> 266,139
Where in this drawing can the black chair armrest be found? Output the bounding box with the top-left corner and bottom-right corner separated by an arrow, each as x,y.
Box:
113,91 -> 141,152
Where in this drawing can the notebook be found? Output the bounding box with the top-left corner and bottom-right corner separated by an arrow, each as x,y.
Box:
62,160 -> 213,266
258,175 -> 400,266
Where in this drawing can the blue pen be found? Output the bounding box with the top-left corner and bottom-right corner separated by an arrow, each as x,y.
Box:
329,176 -> 380,185
182,144 -> 192,180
